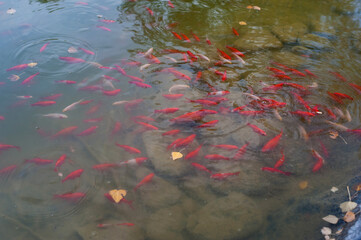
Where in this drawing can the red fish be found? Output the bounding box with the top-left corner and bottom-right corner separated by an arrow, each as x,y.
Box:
0,165 -> 17,175
133,173 -> 155,191
186,51 -> 197,60
185,145 -> 202,160
103,89 -> 121,96
195,71 -> 202,82
168,0 -> 174,8
92,163 -> 119,171
324,107 -> 336,120
261,167 -> 291,176
125,74 -> 144,82
290,111 -> 315,117
96,26 -> 111,31
217,48 -> 232,60
196,120 -> 219,128
204,154 -> 230,161
311,149 -> 324,172
52,126 -> 78,138
6,64 -> 29,71
273,150 -> 285,168
100,19 -> 116,23
171,31 -> 182,40
145,7 -> 153,16
154,108 -> 179,114
206,38 -> 212,45
225,46 -> 244,57
232,142 -> 249,160
87,103 -> 101,114
59,56 -> 86,63
348,83 -> 361,94
167,138 -> 184,150
191,32 -> 200,42
283,82 -> 307,91
207,90 -> 230,96
211,171 -> 240,180
120,157 -> 148,166
115,144 -> 141,154
0,143 -> 20,151
54,192 -> 86,201
187,98 -> 218,106
330,71 -> 347,82
128,81 -> 152,88
42,93 -> 63,100
135,121 -> 158,130
175,134 -> 196,148
103,75 -> 120,82
291,92 -> 311,111
247,123 -> 266,136
304,69 -> 317,78
261,131 -> 282,152
31,101 -> 56,106
238,110 -> 264,116
332,92 -> 353,100
212,144 -> 238,150
232,27 -> 239,36
111,121 -> 122,135
289,68 -> 306,77
54,154 -> 67,172
132,115 -> 155,122
191,162 -> 211,173
182,33 -> 191,43
25,158 -> 53,165
83,117 -> 103,123
76,126 -> 98,136
40,42 -> 49,52
162,129 -> 180,136
21,72 -> 40,85
62,169 -> 84,183
114,64 -> 127,75
327,92 -> 344,104
79,100 -> 93,105
267,67 -> 286,75
124,99 -> 143,111
221,71 -> 227,81
166,68 -> 192,80
79,47 -> 94,55
273,74 -> 291,80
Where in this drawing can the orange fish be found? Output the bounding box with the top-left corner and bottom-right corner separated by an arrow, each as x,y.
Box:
62,169 -> 84,183
273,150 -> 285,168
211,171 -> 240,180
115,144 -> 141,154
133,173 -> 154,191
52,126 -> 78,138
54,154 -> 67,172
261,131 -> 282,152
191,162 -> 211,173
185,145 -> 202,160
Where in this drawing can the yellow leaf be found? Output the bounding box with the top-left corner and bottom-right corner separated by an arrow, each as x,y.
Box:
239,21 -> 247,26
355,184 -> 361,191
171,152 -> 183,161
343,211 -> 355,223
299,181 -> 308,190
109,189 -> 127,203
27,62 -> 38,67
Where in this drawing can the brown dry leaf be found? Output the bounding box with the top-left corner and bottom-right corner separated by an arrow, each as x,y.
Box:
355,184 -> 361,191
331,187 -> 339,193
299,181 -> 308,190
8,74 -> 20,82
109,189 -> 127,203
322,215 -> 339,224
239,21 -> 247,26
340,201 -> 357,212
171,152 -> 183,161
321,227 -> 332,236
343,211 -> 355,223
246,5 -> 253,9
329,130 -> 338,139
27,62 -> 37,67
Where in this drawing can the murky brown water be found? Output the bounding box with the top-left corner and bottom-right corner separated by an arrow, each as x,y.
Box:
1,0 -> 361,239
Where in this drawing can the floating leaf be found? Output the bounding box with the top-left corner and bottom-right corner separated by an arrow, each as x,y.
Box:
355,184 -> 361,191
246,5 -> 253,9
109,189 -> 127,203
331,187 -> 338,193
343,211 -> 355,223
171,152 -> 183,161
340,201 -> 357,212
322,215 -> 339,224
8,74 -> 20,82
6,8 -> 16,14
329,130 -> 338,139
299,181 -> 308,190
239,21 -> 247,26
321,227 -> 332,236
68,47 -> 78,53
28,62 -> 38,67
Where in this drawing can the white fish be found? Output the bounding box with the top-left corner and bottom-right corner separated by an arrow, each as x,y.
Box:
273,109 -> 283,121
298,125 -> 309,141
144,47 -> 153,57
42,113 -> 68,119
164,56 -> 178,63
112,100 -> 128,106
17,95 -> 33,99
169,84 -> 190,93
102,79 -> 116,90
140,63 -> 151,72
62,99 -> 84,112
242,92 -> 260,100
197,54 -> 210,62
344,109 -> 352,122
231,53 -> 246,65
219,55 -> 232,64
324,120 -> 349,131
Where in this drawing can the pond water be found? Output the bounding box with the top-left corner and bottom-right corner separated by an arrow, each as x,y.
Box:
1,0 -> 361,239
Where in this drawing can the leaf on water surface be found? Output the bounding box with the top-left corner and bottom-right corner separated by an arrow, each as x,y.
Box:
355,184 -> 361,191
331,187 -> 338,193
322,215 -> 339,224
321,227 -> 332,236
340,201 -> 357,212
239,21 -> 247,25
171,152 -> 183,161
6,8 -> 16,14
343,211 -> 355,223
8,74 -> 20,81
299,181 -> 308,190
246,5 -> 253,9
68,47 -> 78,53
329,130 -> 339,139
109,189 -> 127,203
27,62 -> 37,67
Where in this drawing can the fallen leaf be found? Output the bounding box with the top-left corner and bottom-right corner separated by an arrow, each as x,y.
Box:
321,227 -> 332,236
322,215 -> 339,224
299,181 -> 308,190
253,6 -> 261,10
28,62 -> 38,67
68,47 -> 78,53
335,227 -> 343,235
343,211 -> 355,223
239,21 -> 247,26
8,74 -> 20,81
340,201 -> 357,212
329,130 -> 338,139
171,152 -> 183,161
331,187 -> 338,193
6,8 -> 16,14
355,184 -> 361,191
109,189 -> 127,203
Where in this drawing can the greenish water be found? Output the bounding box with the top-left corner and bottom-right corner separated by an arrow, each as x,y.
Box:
1,0 -> 361,239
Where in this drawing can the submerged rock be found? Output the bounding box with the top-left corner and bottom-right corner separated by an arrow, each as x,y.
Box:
187,192 -> 264,239
310,19 -> 336,37
271,22 -> 308,44
299,33 -> 332,49
233,28 -> 283,52
272,51 -> 307,67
